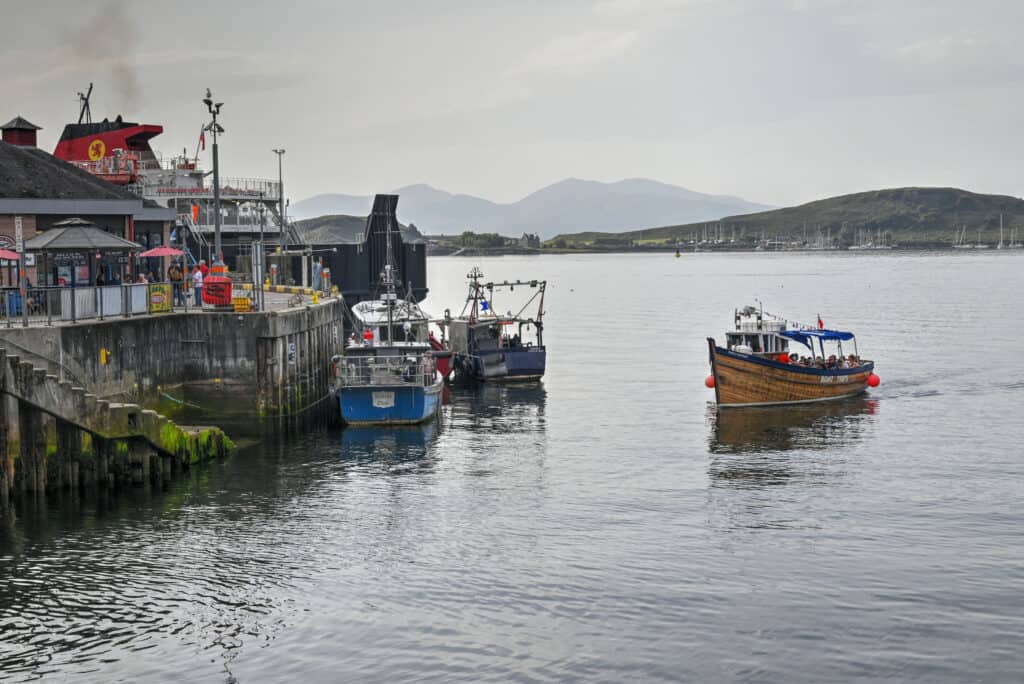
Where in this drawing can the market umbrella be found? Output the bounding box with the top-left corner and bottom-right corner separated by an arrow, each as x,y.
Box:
139,246 -> 184,258
0,249 -> 20,260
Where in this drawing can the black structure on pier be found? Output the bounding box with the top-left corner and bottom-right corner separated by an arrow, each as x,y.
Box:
293,193 -> 428,307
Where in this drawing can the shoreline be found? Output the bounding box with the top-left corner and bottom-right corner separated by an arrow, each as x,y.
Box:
427,243 -> 1019,256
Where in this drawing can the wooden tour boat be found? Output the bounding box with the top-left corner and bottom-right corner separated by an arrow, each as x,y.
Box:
707,306 -> 879,407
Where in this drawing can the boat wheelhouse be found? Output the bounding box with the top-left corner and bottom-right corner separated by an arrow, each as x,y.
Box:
707,306 -> 878,407
445,267 -> 546,382
334,220 -> 444,425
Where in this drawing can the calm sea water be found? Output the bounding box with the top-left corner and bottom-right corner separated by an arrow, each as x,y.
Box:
2,252 -> 1023,682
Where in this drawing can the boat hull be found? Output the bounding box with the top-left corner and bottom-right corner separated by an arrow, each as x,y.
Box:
339,380 -> 443,425
457,346 -> 546,382
708,339 -> 873,407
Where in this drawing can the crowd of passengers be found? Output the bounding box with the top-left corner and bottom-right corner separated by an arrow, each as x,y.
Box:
774,352 -> 861,369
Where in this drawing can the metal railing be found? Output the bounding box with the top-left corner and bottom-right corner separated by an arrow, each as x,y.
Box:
0,283 -> 255,327
338,354 -> 437,388
142,177 -> 281,200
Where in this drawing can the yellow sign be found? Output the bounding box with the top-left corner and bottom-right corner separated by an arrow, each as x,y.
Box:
149,284 -> 172,313
87,138 -> 106,161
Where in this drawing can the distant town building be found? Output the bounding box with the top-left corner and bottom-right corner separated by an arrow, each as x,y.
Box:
519,232 -> 541,248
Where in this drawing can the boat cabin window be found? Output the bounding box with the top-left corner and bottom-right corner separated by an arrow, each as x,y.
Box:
726,333 -> 789,355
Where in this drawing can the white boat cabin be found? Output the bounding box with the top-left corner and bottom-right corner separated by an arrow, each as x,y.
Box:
725,307 -> 791,356
349,293 -> 431,348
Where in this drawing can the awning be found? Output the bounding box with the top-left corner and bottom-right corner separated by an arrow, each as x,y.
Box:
23,217 -> 142,252
779,329 -> 855,347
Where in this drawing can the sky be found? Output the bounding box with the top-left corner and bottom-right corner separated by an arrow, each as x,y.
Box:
2,0 -> 1024,207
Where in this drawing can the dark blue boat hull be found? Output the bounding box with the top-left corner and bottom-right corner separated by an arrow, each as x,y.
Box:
458,346 -> 546,382
339,380 -> 443,425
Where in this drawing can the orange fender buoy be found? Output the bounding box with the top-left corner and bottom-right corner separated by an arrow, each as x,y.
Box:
866,373 -> 880,387
705,374 -> 716,388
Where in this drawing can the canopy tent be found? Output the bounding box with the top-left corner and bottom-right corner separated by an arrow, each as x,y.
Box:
23,217 -> 142,287
779,328 -> 855,348
0,249 -> 20,261
22,218 -> 142,252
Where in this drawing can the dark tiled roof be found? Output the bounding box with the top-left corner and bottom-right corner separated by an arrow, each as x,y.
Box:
24,219 -> 142,251
1,116 -> 42,131
0,141 -> 139,200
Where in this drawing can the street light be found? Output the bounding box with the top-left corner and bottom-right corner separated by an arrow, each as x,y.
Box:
258,194 -> 266,312
204,88 -> 225,267
272,148 -> 285,243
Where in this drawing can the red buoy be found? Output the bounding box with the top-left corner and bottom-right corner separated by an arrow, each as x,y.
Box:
705,374 -> 716,388
866,373 -> 880,387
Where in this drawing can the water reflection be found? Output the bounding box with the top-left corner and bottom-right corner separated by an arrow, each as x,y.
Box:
445,382 -> 547,433
338,422 -> 441,474
708,396 -> 877,455
705,398 -> 878,531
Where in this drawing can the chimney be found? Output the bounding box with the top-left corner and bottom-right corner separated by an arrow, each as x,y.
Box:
1,115 -> 42,147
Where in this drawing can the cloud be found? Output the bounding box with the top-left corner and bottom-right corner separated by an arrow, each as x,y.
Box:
511,30 -> 639,76
594,0 -> 715,17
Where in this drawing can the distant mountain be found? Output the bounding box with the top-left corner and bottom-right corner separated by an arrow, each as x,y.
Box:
551,187 -> 1024,246
290,179 -> 771,239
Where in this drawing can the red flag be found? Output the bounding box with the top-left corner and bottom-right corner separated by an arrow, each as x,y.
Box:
817,314 -> 824,329
199,127 -> 206,151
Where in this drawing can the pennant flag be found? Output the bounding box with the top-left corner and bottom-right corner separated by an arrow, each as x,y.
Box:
817,314 -> 824,329
199,127 -> 206,151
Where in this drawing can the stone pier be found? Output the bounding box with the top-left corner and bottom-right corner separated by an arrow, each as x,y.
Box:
0,347 -> 235,505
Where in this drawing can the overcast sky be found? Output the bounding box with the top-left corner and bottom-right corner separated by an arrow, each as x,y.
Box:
3,0 -> 1023,207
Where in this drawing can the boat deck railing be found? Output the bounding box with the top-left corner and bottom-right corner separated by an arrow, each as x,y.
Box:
339,354 -> 436,388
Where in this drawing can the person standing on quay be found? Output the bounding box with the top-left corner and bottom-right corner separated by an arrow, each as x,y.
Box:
168,261 -> 184,306
192,263 -> 204,305
199,259 -> 209,278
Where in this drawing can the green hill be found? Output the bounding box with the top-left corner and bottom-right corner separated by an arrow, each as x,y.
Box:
549,187 -> 1024,248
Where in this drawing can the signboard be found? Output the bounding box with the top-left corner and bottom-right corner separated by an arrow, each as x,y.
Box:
14,216 -> 23,252
287,342 -> 297,365
372,391 -> 395,409
148,284 -> 172,313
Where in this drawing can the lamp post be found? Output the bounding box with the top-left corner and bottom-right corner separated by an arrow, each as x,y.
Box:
272,148 -> 285,242
258,195 -> 266,312
203,89 -> 225,266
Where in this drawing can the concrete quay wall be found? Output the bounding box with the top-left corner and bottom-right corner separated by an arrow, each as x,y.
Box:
0,299 -> 344,420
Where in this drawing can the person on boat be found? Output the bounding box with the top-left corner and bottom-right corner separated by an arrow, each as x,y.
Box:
826,355 -> 837,369
847,354 -> 859,368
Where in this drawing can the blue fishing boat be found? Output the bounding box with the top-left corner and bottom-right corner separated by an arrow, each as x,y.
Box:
444,267 -> 547,382
332,211 -> 443,425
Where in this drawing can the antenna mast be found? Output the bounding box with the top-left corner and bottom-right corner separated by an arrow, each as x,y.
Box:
77,83 -> 93,124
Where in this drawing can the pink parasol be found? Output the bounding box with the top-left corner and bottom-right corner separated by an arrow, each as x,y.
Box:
139,246 -> 185,258
0,249 -> 20,261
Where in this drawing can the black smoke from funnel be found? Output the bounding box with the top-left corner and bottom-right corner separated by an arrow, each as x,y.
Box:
67,0 -> 140,112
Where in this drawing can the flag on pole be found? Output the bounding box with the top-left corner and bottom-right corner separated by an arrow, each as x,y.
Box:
817,314 -> 824,329
199,127 -> 206,151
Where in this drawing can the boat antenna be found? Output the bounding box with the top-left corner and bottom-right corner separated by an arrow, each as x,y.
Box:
384,198 -> 396,346
463,267 -> 484,322
77,82 -> 93,124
